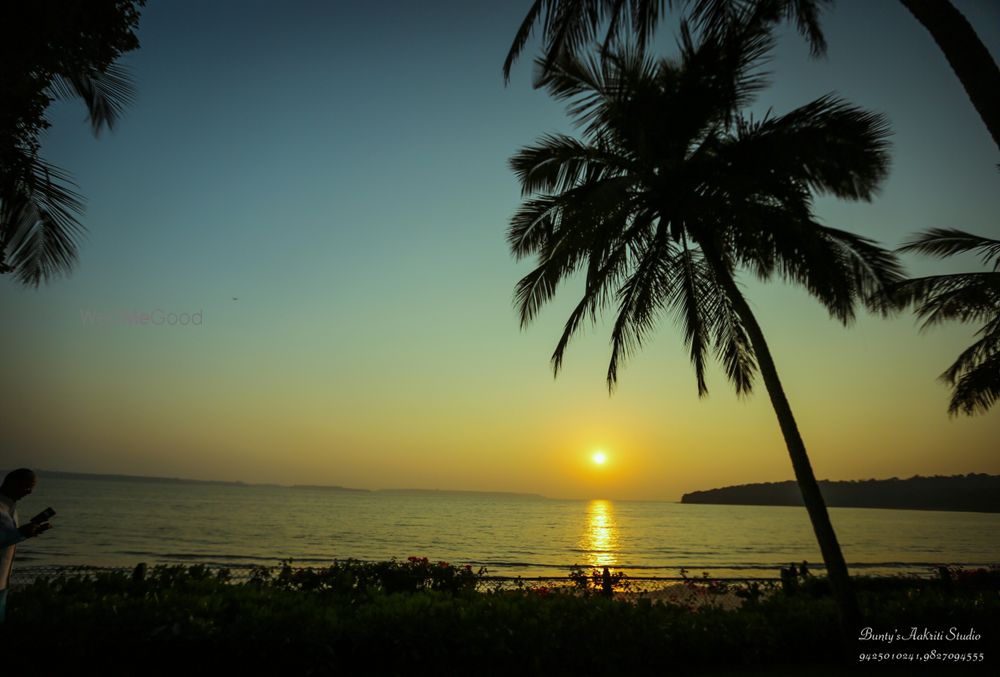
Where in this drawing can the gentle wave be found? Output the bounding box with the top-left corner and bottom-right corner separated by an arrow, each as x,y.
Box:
13,477 -> 1000,579
21,551 -> 992,576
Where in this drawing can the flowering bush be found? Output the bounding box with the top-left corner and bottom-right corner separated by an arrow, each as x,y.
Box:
679,568 -> 730,595
5,563 -> 997,675
943,566 -> 999,588
270,557 -> 485,596
568,565 -> 631,595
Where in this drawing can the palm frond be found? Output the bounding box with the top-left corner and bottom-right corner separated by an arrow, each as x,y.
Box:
677,16 -> 774,126
536,12 -> 779,145
724,197 -> 903,324
891,272 -> 1000,329
780,0 -> 831,56
49,63 -> 136,136
941,317 -> 1000,385
688,0 -> 742,36
706,275 -> 757,394
536,47 -> 652,136
946,350 -> 1000,416
509,134 -> 629,196
633,0 -> 672,50
729,95 -> 892,201
601,0 -> 630,52
607,231 -> 676,387
554,212 -> 652,375
504,0 -> 552,83
535,49 -> 606,119
539,0 -> 605,79
505,0 -> 832,84
893,228 -> 1000,415
899,229 -> 1000,270
1,158 -> 86,286
819,226 -> 906,315
553,206 -> 655,373
668,239 -> 713,396
512,181 -> 639,326
515,261 -> 570,328
688,0 -> 830,57
508,196 -> 560,259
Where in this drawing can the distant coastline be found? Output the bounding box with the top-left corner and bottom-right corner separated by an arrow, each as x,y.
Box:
29,469 -> 261,487
681,474 -> 1000,513
291,484 -> 370,493
377,488 -> 546,500
15,469 -> 545,500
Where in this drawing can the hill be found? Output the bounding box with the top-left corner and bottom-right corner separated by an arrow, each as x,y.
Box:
680,473 -> 1000,513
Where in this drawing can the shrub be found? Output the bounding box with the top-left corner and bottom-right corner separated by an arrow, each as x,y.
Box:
3,564 -> 996,676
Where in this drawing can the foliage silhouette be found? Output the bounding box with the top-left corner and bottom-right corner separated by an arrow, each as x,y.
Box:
507,8 -> 902,634
503,0 -> 1000,153
264,557 -> 485,598
504,0 -> 829,84
893,229 -> 1000,416
6,563 -> 997,675
0,0 -> 142,285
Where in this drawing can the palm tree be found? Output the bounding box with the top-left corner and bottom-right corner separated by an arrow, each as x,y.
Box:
898,0 -> 1000,154
893,229 -> 1000,415
503,0 -> 1000,153
508,13 -> 902,629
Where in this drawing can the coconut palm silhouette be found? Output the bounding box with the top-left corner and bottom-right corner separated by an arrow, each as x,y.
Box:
507,12 -> 903,629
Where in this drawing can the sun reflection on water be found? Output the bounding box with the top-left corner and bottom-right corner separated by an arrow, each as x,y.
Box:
581,499 -> 618,568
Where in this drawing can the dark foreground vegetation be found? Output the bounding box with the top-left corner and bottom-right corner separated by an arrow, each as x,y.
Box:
682,474 -> 1000,512
4,560 -> 997,676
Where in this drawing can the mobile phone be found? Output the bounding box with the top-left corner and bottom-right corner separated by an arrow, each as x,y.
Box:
31,507 -> 56,524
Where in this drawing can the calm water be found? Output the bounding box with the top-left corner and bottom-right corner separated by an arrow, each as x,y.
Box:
13,477 -> 1000,578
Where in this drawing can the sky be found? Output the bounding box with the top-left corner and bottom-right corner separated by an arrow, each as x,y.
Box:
1,0 -> 998,501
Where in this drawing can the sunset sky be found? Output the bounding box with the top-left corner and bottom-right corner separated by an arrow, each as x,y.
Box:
2,0 -> 997,501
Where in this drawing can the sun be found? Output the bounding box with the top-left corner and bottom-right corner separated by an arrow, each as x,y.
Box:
592,450 -> 608,465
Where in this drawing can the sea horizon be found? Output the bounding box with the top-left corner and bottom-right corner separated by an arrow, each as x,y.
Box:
10,474 -> 999,581
12,467 -> 999,511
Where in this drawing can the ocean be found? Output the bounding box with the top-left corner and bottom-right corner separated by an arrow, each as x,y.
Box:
11,476 -> 1000,580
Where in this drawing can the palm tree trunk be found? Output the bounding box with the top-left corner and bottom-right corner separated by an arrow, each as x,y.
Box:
899,0 -> 1000,153
702,248 -> 860,636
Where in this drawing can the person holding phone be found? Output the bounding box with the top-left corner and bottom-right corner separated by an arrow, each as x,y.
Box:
0,468 -> 52,622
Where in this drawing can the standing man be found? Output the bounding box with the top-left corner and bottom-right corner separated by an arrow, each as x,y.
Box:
0,468 -> 51,622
